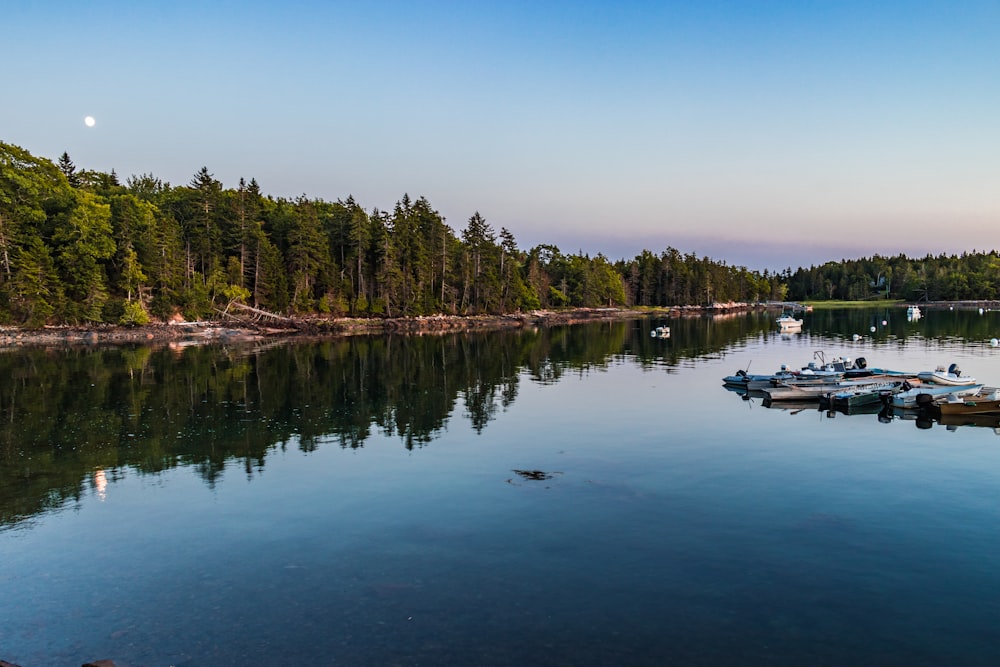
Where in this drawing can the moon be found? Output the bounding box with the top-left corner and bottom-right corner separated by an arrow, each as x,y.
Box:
84,116 -> 96,127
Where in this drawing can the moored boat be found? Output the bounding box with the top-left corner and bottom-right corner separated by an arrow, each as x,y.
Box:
822,380 -> 908,410
916,364 -> 977,386
766,375 -> 907,402
764,381 -> 845,402
777,314 -> 803,330
935,387 -> 1000,415
891,382 -> 983,409
723,368 -> 795,388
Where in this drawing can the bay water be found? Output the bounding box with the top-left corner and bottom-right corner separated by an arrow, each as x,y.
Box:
2,308 -> 999,666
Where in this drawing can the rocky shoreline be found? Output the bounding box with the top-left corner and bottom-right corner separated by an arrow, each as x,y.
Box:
0,307 -> 680,349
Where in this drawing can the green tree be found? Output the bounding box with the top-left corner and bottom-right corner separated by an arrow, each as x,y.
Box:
58,152 -> 82,188
461,212 -> 500,312
0,142 -> 74,323
286,197 -> 330,312
345,198 -> 370,313
5,236 -> 62,325
52,190 -> 116,321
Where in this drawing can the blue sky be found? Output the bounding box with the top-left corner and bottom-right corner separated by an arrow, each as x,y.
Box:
5,1 -> 998,271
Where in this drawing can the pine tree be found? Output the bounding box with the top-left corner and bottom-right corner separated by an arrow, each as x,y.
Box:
286,196 -> 330,312
52,190 -> 116,321
58,152 -> 81,187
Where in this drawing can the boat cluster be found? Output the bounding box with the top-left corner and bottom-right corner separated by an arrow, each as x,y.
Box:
723,352 -> 999,415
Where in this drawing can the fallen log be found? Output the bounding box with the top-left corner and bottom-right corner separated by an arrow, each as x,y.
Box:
216,302 -> 297,326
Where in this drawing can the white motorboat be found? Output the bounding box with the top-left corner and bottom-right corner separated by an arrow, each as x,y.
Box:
777,314 -> 803,330
916,364 -> 977,386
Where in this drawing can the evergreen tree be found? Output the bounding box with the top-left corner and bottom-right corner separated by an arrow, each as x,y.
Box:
52,190 -> 116,321
125,173 -> 166,202
0,142 -> 73,322
461,212 -> 499,312
186,166 -> 224,280
58,152 -> 81,187
5,236 -> 62,325
345,198 -> 370,313
285,196 -> 330,312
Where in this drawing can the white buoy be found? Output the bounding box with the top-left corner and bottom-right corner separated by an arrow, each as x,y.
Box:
980,308 -> 985,315
852,334 -> 862,341
882,320 -> 887,326
870,326 -> 876,333
991,338 -> 999,347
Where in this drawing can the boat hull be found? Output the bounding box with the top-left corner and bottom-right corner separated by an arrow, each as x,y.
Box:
824,381 -> 905,409
891,384 -> 983,409
936,393 -> 1000,415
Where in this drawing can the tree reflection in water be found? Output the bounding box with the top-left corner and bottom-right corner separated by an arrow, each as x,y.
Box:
11,305 -> 985,530
2,318 -> 685,529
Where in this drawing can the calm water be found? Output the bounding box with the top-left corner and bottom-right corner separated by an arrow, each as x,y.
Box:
2,308 -> 1000,666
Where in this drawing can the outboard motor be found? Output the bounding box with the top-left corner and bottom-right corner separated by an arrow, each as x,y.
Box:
948,363 -> 960,376
855,357 -> 867,369
879,390 -> 893,408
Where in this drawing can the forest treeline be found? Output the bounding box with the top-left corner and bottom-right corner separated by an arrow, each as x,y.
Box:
2,140 -> 995,326
785,253 -> 1000,303
0,141 -> 784,326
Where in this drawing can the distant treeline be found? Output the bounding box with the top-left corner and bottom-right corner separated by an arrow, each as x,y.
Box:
785,252 -> 1000,303
0,141 -> 786,326
3,141 -> 992,326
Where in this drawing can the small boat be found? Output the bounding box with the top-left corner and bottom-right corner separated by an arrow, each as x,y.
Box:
777,314 -> 803,330
766,375 -> 905,402
891,382 -> 983,409
723,369 -> 793,388
823,380 -> 908,409
764,380 -> 847,401
936,387 -> 1000,415
916,364 -> 977,386
650,326 -> 670,339
724,365 -> 848,390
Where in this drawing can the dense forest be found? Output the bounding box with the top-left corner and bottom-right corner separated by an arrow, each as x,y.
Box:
1,140 -> 996,326
784,253 -> 1000,303
0,141 -> 781,326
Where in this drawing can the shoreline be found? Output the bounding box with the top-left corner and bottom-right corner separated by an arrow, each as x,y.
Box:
0,307 -> 676,349
1,300 -> 992,349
